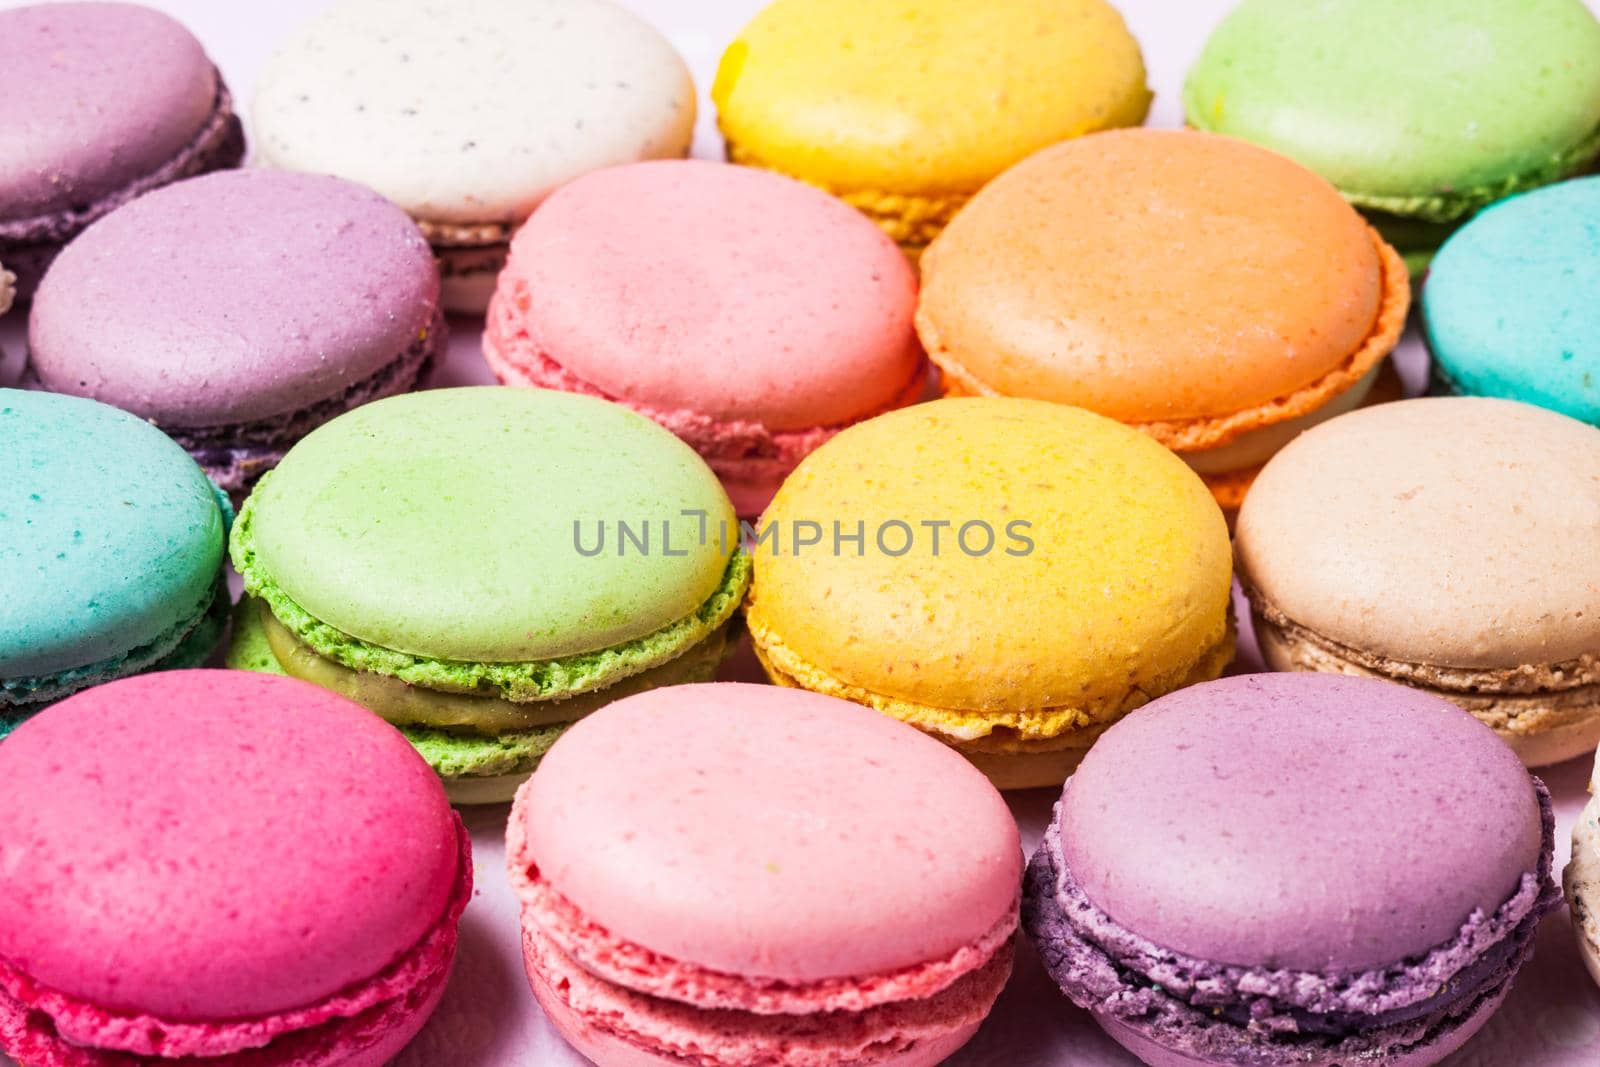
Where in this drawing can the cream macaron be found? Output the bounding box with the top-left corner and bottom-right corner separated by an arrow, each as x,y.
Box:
253,0 -> 695,311
1237,397 -> 1600,766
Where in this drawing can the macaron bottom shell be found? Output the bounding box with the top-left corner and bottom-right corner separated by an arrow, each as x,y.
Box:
0,575 -> 229,738
230,594 -> 736,804
1564,796 -> 1600,991
747,609 -> 1237,791
722,140 -> 967,260
1250,596 -> 1600,768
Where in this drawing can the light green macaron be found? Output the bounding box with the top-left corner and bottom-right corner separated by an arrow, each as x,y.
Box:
229,387 -> 749,803
1185,0 -> 1600,272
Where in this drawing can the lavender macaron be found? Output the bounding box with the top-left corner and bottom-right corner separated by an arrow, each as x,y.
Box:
29,169 -> 443,492
1024,673 -> 1557,1066
0,2 -> 245,300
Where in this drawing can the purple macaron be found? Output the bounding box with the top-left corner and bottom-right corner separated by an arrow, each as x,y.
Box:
29,169 -> 444,491
1023,673 -> 1557,1066
0,2 -> 245,299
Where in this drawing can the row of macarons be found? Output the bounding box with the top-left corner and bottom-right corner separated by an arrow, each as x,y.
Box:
7,377 -> 1599,798
5,0 -> 1600,511
0,662 -> 1583,1067
6,0 -> 1600,292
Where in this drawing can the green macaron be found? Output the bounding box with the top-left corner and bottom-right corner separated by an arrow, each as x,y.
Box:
1185,0 -> 1600,272
229,387 -> 749,803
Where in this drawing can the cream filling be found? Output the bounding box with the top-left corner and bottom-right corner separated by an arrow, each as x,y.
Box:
1182,364 -> 1380,475
258,601 -> 727,734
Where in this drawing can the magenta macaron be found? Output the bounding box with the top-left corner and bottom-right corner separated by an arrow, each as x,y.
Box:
0,2 -> 245,299
508,682 -> 1020,1066
29,168 -> 443,492
0,670 -> 471,1067
1023,673 -> 1557,1066
483,159 -> 926,516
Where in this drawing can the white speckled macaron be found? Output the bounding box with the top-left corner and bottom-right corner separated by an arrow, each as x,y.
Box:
253,0 -> 696,312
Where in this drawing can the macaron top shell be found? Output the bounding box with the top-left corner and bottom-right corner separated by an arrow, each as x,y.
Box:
713,0 -> 1150,196
1184,0 -> 1600,214
0,670 -> 461,1019
0,2 -> 219,221
750,398 -> 1232,713
1061,673 -> 1543,971
498,160 -> 921,430
245,388 -> 736,663
917,129 -> 1396,426
253,0 -> 695,226
0,390 -> 226,679
519,683 -> 1021,981
1424,177 -> 1600,424
1236,397 -> 1600,668
29,169 -> 439,428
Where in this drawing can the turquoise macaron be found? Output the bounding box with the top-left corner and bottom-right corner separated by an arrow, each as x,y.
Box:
1423,176 -> 1600,424
0,390 -> 231,734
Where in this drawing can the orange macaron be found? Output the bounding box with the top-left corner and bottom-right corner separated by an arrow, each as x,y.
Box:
916,128 -> 1409,508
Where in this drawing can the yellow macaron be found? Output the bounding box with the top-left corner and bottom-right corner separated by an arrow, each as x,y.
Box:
712,0 -> 1151,257
746,397 -> 1234,789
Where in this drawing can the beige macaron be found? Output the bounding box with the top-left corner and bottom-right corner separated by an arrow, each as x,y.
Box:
1235,396 -> 1600,767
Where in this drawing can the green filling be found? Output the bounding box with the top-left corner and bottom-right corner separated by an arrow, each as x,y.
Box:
230,490 -> 750,702
227,594 -> 734,780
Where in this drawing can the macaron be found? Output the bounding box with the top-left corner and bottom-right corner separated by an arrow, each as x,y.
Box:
712,0 -> 1150,259
254,0 -> 695,312
746,397 -> 1234,790
0,2 -> 245,300
1236,397 -> 1600,767
1565,751 -> 1600,988
916,128 -> 1409,511
0,670 -> 471,1067
483,160 -> 926,516
1,389 -> 230,735
1185,0 -> 1600,273
1024,673 -> 1558,1067
1424,176 -> 1600,423
28,169 -> 443,493
509,682 -> 1021,1067
230,387 -> 750,804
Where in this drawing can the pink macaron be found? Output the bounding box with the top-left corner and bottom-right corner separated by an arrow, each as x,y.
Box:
508,682 -> 1020,1066
0,670 -> 471,1067
483,160 -> 926,516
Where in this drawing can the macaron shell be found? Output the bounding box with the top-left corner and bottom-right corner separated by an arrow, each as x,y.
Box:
29,169 -> 439,428
747,398 -> 1232,719
1424,176 -> 1600,425
0,2 -> 219,220
253,0 -> 695,226
0,391 -> 225,680
1184,0 -> 1600,213
517,684 -> 1021,983
917,129 -> 1403,430
243,388 -> 737,663
1061,674 -> 1544,971
488,160 -> 922,431
0,670 -> 462,1021
1236,397 -> 1600,668
713,0 -> 1150,197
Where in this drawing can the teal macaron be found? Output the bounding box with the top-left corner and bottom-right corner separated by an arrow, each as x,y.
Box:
1423,176 -> 1600,424
1,390 -> 230,734
1185,0 -> 1600,273
228,387 -> 750,803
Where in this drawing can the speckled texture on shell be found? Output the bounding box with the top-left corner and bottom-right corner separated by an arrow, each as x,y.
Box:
253,0 -> 695,227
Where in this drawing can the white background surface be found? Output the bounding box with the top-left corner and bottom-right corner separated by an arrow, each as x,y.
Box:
4,2 -> 1600,1065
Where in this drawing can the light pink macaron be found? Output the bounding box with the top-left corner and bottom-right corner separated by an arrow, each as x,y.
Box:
0,670 -> 471,1067
482,160 -> 926,516
508,682 -> 1021,1066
